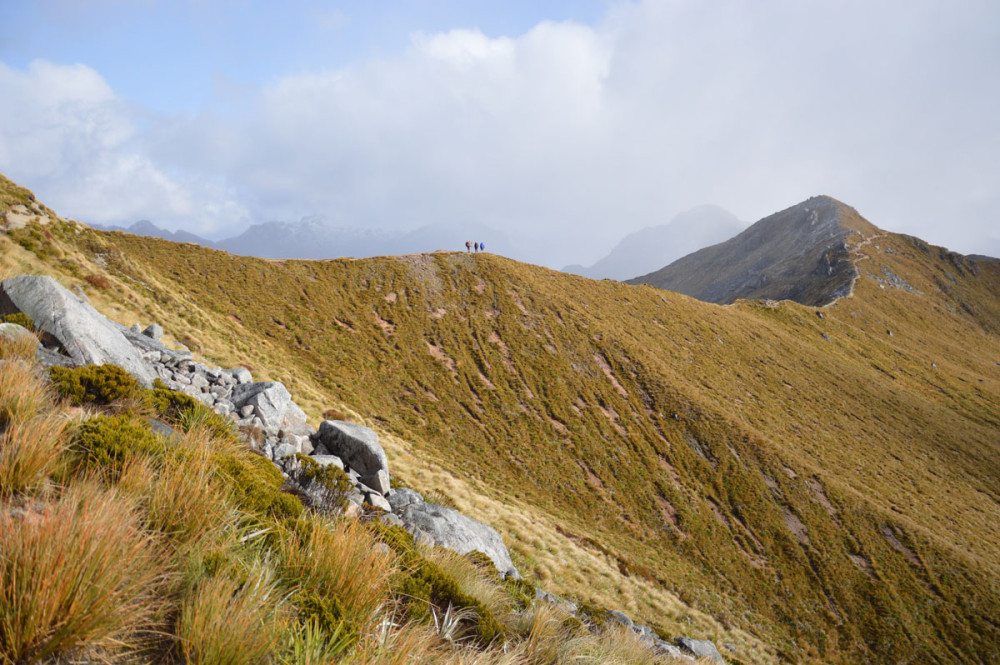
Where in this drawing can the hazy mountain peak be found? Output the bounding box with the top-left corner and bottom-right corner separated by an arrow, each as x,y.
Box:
628,196 -> 879,306
563,205 -> 744,280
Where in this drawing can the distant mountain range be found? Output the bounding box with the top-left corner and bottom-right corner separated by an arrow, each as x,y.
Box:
93,219 -> 520,261
562,205 -> 745,281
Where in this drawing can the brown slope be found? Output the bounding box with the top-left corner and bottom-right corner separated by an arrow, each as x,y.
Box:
629,195 -> 878,306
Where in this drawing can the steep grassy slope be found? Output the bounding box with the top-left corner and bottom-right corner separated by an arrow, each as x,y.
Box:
3,174 -> 1000,663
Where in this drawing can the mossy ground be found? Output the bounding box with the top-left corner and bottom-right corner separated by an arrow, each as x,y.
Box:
2,172 -> 999,663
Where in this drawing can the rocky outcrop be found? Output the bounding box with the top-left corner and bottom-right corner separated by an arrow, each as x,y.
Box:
7,272 -> 726,661
676,637 -> 726,663
0,275 -> 155,385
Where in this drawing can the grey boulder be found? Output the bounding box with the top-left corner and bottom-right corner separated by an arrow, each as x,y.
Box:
230,381 -> 308,435
0,275 -> 155,386
142,323 -> 163,341
395,500 -> 519,579
387,488 -> 424,511
676,637 -> 725,664
311,420 -> 388,478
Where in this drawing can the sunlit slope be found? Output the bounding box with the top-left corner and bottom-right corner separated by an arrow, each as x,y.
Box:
56,225 -> 999,662
3,174 -> 999,663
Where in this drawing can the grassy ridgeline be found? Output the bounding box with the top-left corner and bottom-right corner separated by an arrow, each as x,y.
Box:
2,173 -> 1000,662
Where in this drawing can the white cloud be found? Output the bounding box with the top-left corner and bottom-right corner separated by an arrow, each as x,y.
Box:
0,60 -> 247,233
2,0 -> 999,263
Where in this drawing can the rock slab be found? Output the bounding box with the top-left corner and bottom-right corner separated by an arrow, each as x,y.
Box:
0,275 -> 155,386
395,499 -> 519,579
676,637 -> 725,664
311,420 -> 388,478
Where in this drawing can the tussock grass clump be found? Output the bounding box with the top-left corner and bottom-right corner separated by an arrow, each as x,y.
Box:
0,483 -> 163,663
281,516 -> 395,635
0,411 -> 67,497
375,523 -> 506,645
148,449 -> 232,546
176,568 -> 281,665
0,359 -> 50,427
0,359 -> 66,495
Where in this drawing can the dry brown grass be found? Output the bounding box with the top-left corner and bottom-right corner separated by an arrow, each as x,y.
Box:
0,482 -> 164,663
0,411 -> 67,497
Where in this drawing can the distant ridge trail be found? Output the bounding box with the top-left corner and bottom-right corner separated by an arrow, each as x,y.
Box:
628,196 -> 879,306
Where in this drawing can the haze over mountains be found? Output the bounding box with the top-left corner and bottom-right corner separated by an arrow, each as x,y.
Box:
96,218 -> 525,263
563,205 -> 745,281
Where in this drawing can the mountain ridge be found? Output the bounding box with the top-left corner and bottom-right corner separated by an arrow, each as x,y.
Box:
629,196 -> 879,306
2,173 -> 999,663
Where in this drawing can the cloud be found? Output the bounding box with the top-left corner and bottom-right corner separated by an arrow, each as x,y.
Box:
2,0 -> 999,264
0,60 -> 247,233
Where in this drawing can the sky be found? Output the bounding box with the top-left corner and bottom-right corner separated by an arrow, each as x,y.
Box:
1,0 -> 998,268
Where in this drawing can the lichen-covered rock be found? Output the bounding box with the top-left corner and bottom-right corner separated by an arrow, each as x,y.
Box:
0,275 -> 154,385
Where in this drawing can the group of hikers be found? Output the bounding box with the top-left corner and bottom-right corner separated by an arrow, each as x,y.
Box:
465,241 -> 486,253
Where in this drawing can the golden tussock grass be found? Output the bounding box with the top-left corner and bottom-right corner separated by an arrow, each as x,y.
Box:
176,566 -> 282,665
0,482 -> 165,663
281,516 -> 397,630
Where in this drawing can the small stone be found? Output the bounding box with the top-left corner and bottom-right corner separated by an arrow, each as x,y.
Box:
172,373 -> 191,385
365,492 -> 392,512
130,323 -> 142,333
362,469 -> 391,495
209,384 -> 231,399
190,374 -> 210,390
225,367 -> 253,384
675,637 -> 725,664
240,405 -> 254,418
380,513 -> 403,527
273,443 -> 298,459
310,455 -> 345,470
214,401 -> 233,417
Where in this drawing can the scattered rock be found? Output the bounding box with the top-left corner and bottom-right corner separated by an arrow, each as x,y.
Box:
142,323 -> 164,341
231,381 -> 308,435
394,500 -> 519,579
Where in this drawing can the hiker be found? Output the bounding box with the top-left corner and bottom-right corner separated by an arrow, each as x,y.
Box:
466,241 -> 471,252
480,242 -> 485,252
474,242 -> 480,252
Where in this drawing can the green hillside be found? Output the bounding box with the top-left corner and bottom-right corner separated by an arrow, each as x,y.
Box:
3,174 -> 999,663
